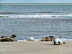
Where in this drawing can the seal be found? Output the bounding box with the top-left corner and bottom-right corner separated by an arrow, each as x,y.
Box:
0,34 -> 17,42
40,35 -> 55,41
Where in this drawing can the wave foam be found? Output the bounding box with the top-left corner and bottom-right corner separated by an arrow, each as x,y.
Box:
0,14 -> 72,18
18,39 -> 40,42
17,38 -> 72,42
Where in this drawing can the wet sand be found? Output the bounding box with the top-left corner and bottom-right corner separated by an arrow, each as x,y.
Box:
0,41 -> 72,54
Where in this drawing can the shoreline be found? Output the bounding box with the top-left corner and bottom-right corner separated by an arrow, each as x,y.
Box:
17,38 -> 72,41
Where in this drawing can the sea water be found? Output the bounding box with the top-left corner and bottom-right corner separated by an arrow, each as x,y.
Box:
0,3 -> 72,41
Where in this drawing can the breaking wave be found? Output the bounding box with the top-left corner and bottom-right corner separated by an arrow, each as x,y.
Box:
0,14 -> 72,18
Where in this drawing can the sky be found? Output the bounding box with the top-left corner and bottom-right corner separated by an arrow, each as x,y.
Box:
0,0 -> 72,3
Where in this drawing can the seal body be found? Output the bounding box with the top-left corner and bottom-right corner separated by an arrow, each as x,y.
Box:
41,36 -> 55,41
0,35 -> 17,42
27,37 -> 35,41
54,38 -> 63,45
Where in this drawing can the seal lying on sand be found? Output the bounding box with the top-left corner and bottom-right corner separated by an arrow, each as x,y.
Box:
0,35 -> 17,42
54,36 -> 66,45
27,37 -> 35,41
54,38 -> 63,45
40,36 -> 55,41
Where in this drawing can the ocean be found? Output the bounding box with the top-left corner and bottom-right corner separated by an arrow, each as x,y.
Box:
0,3 -> 72,41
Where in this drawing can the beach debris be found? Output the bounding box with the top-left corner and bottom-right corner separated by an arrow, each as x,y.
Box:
40,35 -> 55,41
0,34 -> 17,42
27,37 -> 35,41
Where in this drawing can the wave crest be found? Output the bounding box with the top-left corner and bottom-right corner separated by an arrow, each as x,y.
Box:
0,14 -> 72,18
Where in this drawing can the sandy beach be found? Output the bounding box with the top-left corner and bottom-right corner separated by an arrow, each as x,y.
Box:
0,41 -> 72,54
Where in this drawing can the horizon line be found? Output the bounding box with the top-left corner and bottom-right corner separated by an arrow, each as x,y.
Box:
0,3 -> 70,4
0,3 -> 72,5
